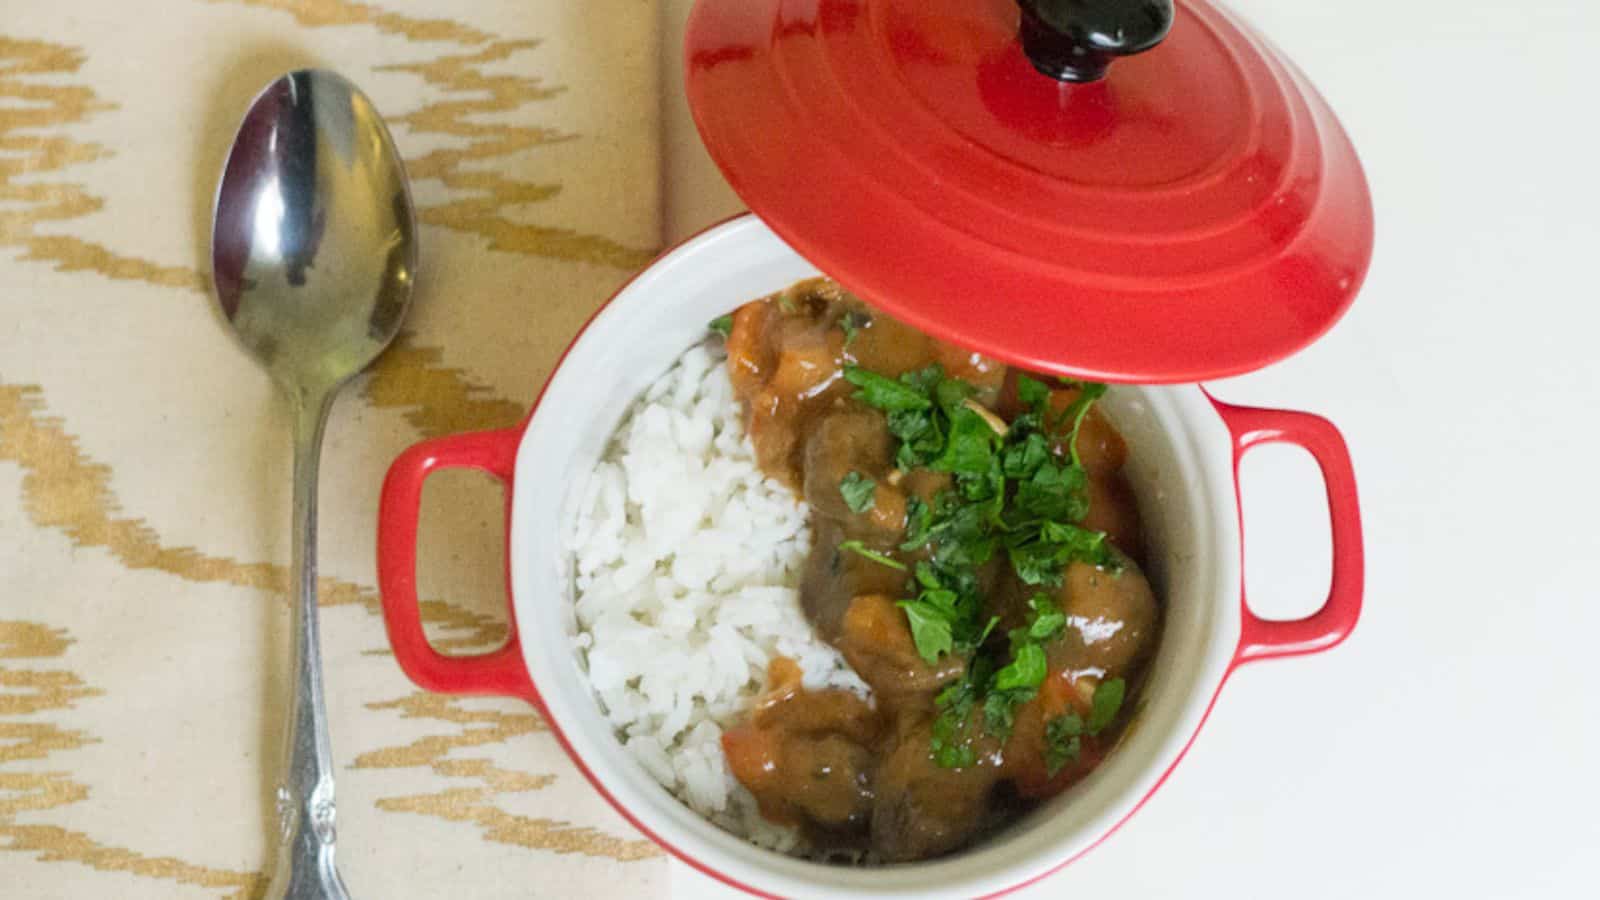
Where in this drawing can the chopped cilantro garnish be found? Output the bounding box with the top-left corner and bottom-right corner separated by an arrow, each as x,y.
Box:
931,406 -> 1001,476
1045,713 -> 1084,776
839,471 -> 876,513
1005,522 -> 1113,586
1040,678 -> 1124,777
839,310 -> 869,346
931,679 -> 979,768
925,503 -> 998,569
934,377 -> 976,413
1016,374 -> 1051,411
992,642 -> 1047,693
900,364 -> 944,395
1013,460 -> 1090,523
896,560 -> 992,666
837,540 -> 906,571
984,688 -> 1031,741
1058,382 -> 1109,467
975,614 -> 1001,646
1001,432 -> 1051,480
902,497 -> 933,549
1088,677 -> 1126,734
1026,593 -> 1067,640
838,362 -> 1118,766
898,599 -> 955,664
708,314 -> 733,338
844,365 -> 932,412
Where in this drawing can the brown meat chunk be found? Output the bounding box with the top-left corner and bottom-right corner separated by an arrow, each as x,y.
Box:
801,521 -> 910,638
869,720 -> 1000,861
837,594 -> 966,697
1048,553 -> 1158,677
801,411 -> 906,537
778,733 -> 876,830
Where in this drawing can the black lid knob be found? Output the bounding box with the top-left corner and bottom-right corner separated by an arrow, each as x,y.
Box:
1017,0 -> 1174,83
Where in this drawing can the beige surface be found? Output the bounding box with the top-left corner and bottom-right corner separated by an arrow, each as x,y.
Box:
661,0 -> 742,241
2,0 -> 668,896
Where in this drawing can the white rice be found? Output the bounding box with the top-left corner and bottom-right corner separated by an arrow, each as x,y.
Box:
565,340 -> 870,853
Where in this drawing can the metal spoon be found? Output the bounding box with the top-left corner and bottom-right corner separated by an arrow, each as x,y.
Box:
211,69 -> 417,899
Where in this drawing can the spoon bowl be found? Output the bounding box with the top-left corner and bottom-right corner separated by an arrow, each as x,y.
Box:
214,69 -> 415,392
211,69 -> 417,900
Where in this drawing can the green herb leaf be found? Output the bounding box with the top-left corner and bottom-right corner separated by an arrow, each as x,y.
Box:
1043,521 -> 1108,557
839,471 -> 877,513
1088,677 -> 1126,734
888,408 -> 941,470
983,688 -> 1034,741
898,600 -> 955,664
1027,593 -> 1068,640
838,311 -> 868,346
1001,432 -> 1051,480
934,377 -> 976,413
1045,713 -> 1084,776
926,502 -> 998,568
900,364 -> 945,395
954,461 -> 1007,537
1016,374 -> 1050,412
1006,524 -> 1112,586
1058,382 -> 1109,467
895,441 -> 921,471
850,365 -> 1130,764
844,365 -> 932,412
993,642 -> 1047,693
933,738 -> 977,769
708,315 -> 733,338
919,589 -> 960,618
902,497 -> 934,549
838,540 -> 907,571
975,615 -> 1001,646
1006,538 -> 1069,587
1014,461 -> 1090,523
931,678 -> 979,768
932,407 -> 999,475
1050,712 -> 1084,739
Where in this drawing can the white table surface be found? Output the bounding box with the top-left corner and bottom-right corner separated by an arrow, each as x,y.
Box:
662,1 -> 1600,896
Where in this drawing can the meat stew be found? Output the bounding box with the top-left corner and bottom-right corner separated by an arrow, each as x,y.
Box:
717,279 -> 1160,862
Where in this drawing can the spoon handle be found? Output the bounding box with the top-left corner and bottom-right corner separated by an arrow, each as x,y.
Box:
266,390 -> 351,900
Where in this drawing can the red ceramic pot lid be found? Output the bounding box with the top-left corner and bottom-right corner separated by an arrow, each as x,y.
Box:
685,0 -> 1374,383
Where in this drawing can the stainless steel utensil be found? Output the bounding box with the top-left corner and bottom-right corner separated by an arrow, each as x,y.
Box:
211,69 -> 417,900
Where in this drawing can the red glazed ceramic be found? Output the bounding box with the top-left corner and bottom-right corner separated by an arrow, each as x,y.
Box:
685,0 -> 1374,383
377,216 -> 1362,898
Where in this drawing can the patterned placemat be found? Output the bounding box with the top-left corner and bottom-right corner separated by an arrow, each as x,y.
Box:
1,1 -> 669,895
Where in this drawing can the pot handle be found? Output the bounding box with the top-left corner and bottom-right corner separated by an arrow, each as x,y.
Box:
376,427 -> 537,701
1208,396 -> 1364,666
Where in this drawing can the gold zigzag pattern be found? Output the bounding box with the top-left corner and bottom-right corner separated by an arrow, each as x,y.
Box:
363,331 -> 527,438
0,29 -> 536,490
2,0 -> 668,881
0,12 -> 645,289
355,692 -> 660,861
0,383 -> 506,652
0,621 -> 264,897
0,37 -> 207,291
223,0 -> 656,268
0,18 -> 632,452
208,0 -> 497,45
381,42 -> 656,270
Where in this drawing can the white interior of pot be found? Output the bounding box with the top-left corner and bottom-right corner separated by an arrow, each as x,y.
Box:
512,217 -> 1241,898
